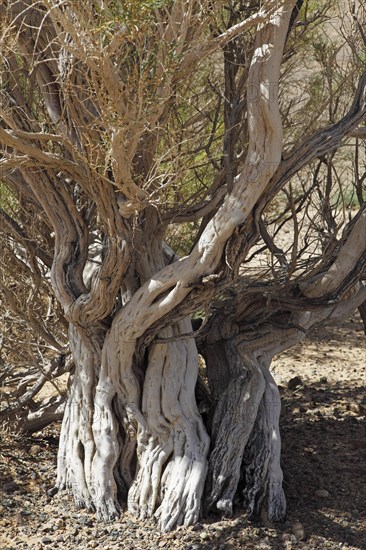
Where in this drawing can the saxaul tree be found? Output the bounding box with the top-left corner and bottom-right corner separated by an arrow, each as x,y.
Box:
0,0 -> 365,532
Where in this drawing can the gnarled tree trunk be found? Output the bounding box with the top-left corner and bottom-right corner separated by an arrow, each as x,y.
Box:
52,3 -> 296,530
129,320 -> 209,531
200,279 -> 366,521
202,339 -> 285,521
2,0 -> 366,536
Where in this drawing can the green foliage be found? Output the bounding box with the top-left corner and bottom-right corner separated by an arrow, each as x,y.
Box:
166,221 -> 199,258
96,0 -> 174,38
0,183 -> 17,213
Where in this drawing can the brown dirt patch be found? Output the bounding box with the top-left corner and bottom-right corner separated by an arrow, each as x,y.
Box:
0,314 -> 365,549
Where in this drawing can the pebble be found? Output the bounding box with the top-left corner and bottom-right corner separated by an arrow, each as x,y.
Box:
47,486 -> 58,497
41,521 -> 55,533
315,489 -> 330,498
1,499 -> 15,508
292,521 -> 306,540
29,445 -> 42,456
2,481 -> 20,493
348,402 -> 361,414
191,523 -> 203,531
56,518 -> 65,529
288,376 -> 303,390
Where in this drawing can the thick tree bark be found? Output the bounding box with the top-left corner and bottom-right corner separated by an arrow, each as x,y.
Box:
47,1 -> 296,531
129,320 -> 209,531
56,325 -> 106,513
203,340 -> 285,521
200,283 -> 366,521
54,315 -> 209,530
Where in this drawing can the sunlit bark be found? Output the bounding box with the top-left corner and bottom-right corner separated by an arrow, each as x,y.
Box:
1,0 -> 366,534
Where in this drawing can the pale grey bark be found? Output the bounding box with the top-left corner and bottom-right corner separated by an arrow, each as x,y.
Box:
201,284 -> 366,520
21,396 -> 66,433
1,0 -> 366,535
129,320 -> 209,531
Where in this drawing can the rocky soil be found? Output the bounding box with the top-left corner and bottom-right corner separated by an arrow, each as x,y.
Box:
1,314 -> 365,549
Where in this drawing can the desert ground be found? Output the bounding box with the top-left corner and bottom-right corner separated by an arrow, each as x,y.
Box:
0,312 -> 365,550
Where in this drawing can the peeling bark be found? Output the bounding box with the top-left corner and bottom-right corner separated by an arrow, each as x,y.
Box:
129,319 -> 209,531
203,340 -> 285,521
2,0 -> 365,536
200,283 -> 366,521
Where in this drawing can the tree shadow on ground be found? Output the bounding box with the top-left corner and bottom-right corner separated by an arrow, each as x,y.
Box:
0,384 -> 364,549
184,376 -> 365,549
278,380 -> 365,548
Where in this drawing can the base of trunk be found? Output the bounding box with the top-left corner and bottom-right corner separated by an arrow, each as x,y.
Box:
128,320 -> 209,531
55,321 -> 210,531
55,320 -> 287,530
203,341 -> 286,522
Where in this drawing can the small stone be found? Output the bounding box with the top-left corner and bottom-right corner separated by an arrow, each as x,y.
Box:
41,537 -> 52,544
348,402 -> 361,414
288,376 -> 303,390
43,504 -> 54,514
29,445 -> 42,456
319,376 -> 328,384
41,522 -> 55,533
1,499 -> 15,508
109,529 -> 119,540
315,489 -> 330,498
2,481 -> 20,493
191,523 -> 204,531
199,532 -> 209,540
47,486 -> 58,497
55,518 -> 65,529
292,521 -> 306,541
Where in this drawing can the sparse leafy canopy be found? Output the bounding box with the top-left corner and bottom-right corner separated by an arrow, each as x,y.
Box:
0,0 -> 365,533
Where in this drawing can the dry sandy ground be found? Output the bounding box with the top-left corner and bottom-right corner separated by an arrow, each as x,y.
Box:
0,313 -> 365,549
